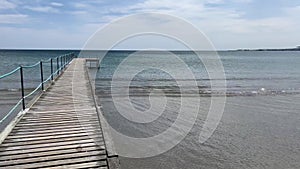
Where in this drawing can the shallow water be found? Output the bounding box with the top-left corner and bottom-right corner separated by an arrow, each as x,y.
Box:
99,94 -> 300,169
1,50 -> 300,168
94,50 -> 300,168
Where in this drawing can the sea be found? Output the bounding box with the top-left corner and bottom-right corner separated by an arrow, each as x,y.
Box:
0,50 -> 299,169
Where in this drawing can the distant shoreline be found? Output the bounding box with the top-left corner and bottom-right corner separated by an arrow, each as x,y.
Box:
234,47 -> 300,52
0,47 -> 300,52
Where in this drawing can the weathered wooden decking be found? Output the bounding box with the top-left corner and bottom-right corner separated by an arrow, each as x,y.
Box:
0,59 -> 115,168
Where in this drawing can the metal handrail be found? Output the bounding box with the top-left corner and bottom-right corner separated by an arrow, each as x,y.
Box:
0,53 -> 76,124
22,61 -> 40,69
0,67 -> 20,79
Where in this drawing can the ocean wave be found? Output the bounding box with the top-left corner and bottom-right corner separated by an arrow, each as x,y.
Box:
95,85 -> 300,97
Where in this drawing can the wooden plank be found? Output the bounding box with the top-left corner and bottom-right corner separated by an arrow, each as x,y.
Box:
0,142 -> 100,156
27,109 -> 96,115
0,150 -> 106,167
12,124 -> 100,133
9,127 -> 100,136
0,138 -> 104,152
6,129 -> 102,139
40,161 -> 108,169
0,59 -> 113,168
17,119 -> 99,126
0,146 -> 103,161
20,117 -> 85,123
11,126 -> 99,135
23,114 -> 97,120
4,132 -> 101,142
0,135 -> 102,148
0,109 -> 28,145
13,121 -> 100,129
1,155 -> 107,169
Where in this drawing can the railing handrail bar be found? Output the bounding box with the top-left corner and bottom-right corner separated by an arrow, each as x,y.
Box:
0,53 -> 75,78
0,67 -> 20,80
0,53 -> 75,124
22,61 -> 40,69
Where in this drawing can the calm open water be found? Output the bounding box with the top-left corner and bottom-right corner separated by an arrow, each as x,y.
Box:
0,50 -> 299,168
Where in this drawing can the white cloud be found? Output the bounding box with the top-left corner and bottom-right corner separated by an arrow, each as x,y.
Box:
204,0 -> 224,4
0,0 -> 16,10
94,0 -> 299,49
0,26 -> 88,49
0,0 -> 299,49
107,0 -> 245,22
283,5 -> 300,19
50,2 -> 64,7
69,10 -> 88,15
231,0 -> 252,3
24,6 -> 59,13
0,14 -> 27,24
122,0 -> 205,14
73,2 -> 90,9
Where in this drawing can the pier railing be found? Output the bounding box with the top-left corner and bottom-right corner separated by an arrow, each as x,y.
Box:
0,53 -> 76,128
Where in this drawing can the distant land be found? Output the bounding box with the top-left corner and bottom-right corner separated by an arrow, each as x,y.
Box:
235,46 -> 300,52
0,46 -> 300,52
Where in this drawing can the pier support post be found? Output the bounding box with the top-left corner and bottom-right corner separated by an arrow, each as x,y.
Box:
19,66 -> 25,110
57,57 -> 59,75
40,61 -> 44,91
50,59 -> 53,81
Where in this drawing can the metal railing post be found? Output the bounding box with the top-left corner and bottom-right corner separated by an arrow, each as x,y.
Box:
57,57 -> 59,75
50,58 -> 53,81
64,55 -> 66,68
60,56 -> 63,70
61,55 -> 63,69
20,66 -> 25,110
40,61 -> 44,91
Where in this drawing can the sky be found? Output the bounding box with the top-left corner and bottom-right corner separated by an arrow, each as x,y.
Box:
0,0 -> 299,50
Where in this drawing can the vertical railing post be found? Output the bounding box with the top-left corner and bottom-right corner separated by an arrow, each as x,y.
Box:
60,56 -> 63,70
40,61 -> 44,91
64,55 -> 66,68
61,55 -> 63,69
50,58 -> 53,81
57,57 -> 59,75
20,66 -> 25,110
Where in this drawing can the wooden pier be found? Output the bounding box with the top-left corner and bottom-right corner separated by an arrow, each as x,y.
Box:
0,59 -> 119,168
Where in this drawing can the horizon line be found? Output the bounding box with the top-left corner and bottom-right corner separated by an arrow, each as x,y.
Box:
0,46 -> 299,52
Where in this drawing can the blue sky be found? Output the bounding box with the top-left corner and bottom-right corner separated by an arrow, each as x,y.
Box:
0,0 -> 299,50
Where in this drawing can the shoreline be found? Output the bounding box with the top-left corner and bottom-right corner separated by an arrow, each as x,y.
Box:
1,48 -> 300,52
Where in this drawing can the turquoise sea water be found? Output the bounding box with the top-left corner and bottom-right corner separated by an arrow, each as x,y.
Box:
0,50 -> 78,130
1,50 -> 300,95
95,50 -> 300,96
0,50 -> 299,168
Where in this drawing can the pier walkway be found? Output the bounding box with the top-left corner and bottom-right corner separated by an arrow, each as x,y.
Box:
0,59 -> 118,168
